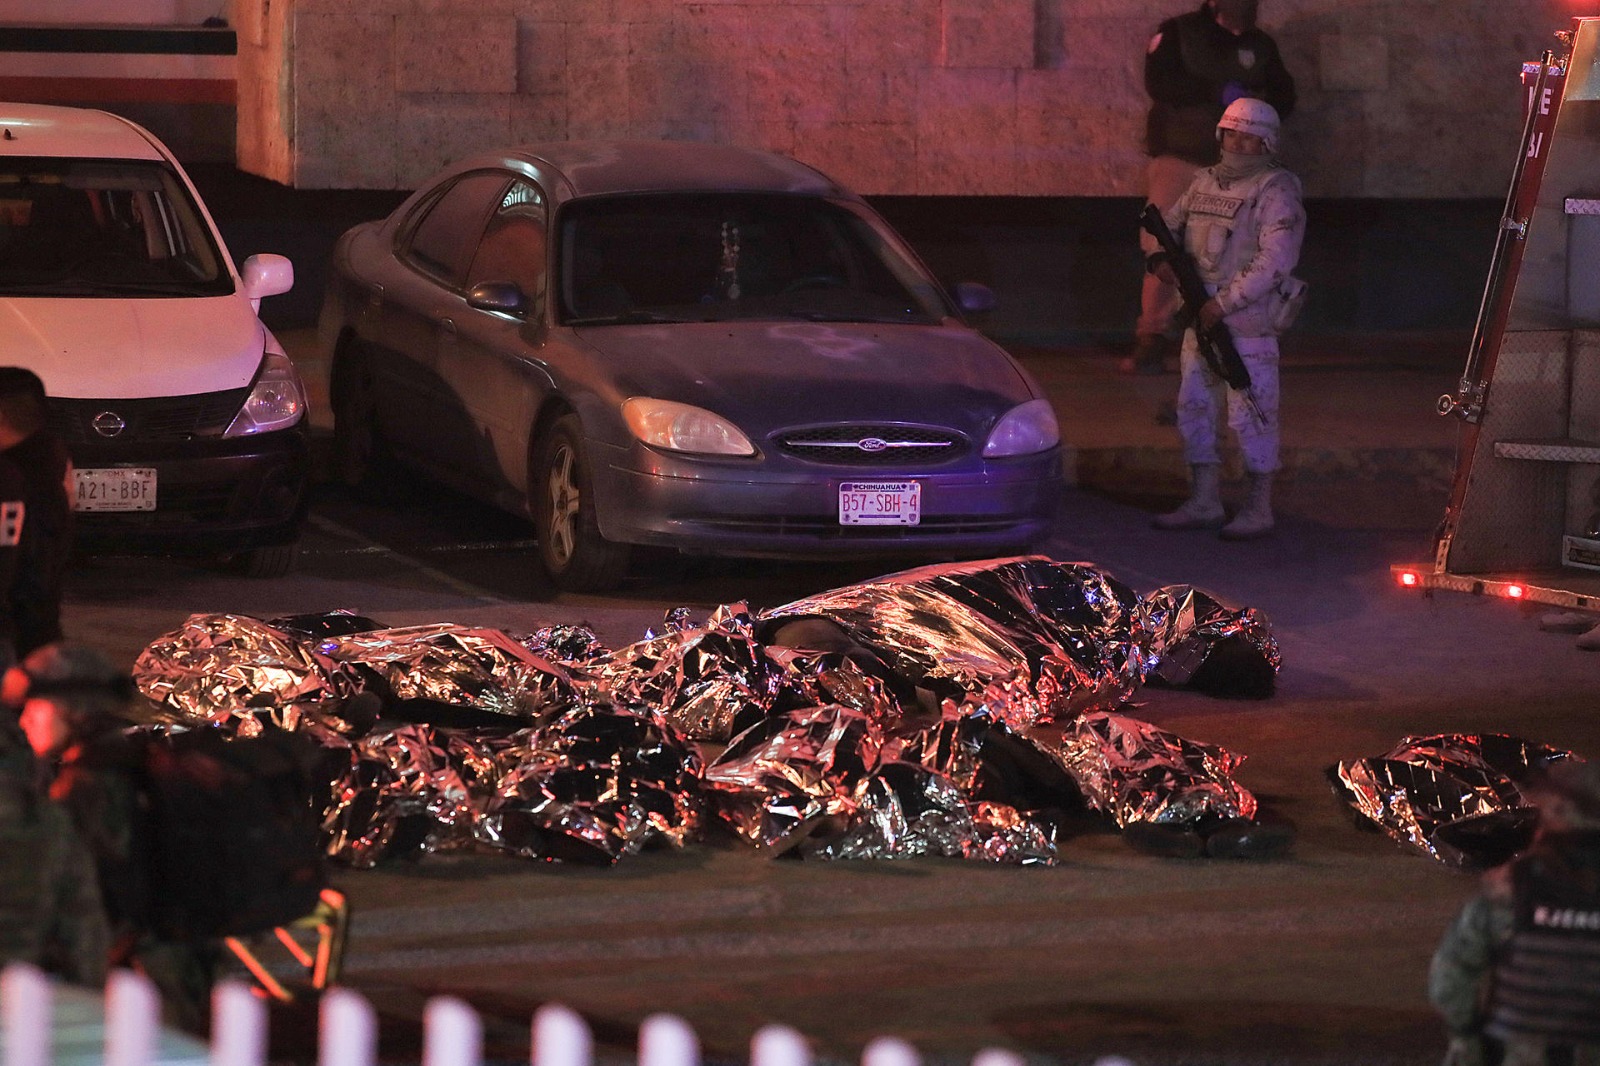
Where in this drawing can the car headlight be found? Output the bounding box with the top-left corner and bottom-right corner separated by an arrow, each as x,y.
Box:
982,398 -> 1059,458
224,351 -> 307,437
622,397 -> 755,456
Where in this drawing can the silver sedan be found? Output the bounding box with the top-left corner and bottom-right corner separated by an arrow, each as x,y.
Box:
318,140 -> 1063,590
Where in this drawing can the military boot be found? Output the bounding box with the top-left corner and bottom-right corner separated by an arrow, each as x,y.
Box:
1152,463 -> 1225,530
1220,472 -> 1275,540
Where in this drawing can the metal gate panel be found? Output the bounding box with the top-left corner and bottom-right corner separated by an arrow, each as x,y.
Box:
1565,329 -> 1600,534
1447,329 -> 1570,573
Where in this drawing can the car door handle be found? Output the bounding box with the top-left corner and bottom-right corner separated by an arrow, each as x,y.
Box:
367,283 -> 384,308
439,318 -> 456,335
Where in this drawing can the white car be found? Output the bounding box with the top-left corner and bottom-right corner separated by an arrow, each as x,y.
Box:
0,102 -> 308,576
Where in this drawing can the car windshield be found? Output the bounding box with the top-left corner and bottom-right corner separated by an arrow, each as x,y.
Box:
0,157 -> 231,297
557,193 -> 951,325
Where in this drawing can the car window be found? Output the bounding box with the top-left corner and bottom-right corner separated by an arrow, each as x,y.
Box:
465,178 -> 547,300
0,156 -> 231,296
556,193 -> 951,326
401,171 -> 510,286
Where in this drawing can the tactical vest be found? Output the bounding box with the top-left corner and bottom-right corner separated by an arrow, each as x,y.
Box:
1176,164 -> 1304,339
1486,855 -> 1600,1046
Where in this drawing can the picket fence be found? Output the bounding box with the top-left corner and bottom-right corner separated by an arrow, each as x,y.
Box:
0,964 -> 1134,1066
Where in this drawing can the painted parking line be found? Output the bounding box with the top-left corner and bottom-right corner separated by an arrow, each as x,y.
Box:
303,537 -> 541,557
306,513 -> 516,606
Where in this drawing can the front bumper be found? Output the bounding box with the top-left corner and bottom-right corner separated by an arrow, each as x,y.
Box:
68,427 -> 311,554
592,441 -> 1063,559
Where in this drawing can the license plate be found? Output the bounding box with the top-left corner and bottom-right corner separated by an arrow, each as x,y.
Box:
74,467 -> 157,512
839,481 -> 921,526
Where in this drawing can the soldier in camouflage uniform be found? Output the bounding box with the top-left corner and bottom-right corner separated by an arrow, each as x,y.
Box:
13,642 -> 219,1031
1147,96 -> 1304,541
16,640 -> 225,1030
1428,759 -> 1600,1066
0,684 -> 109,984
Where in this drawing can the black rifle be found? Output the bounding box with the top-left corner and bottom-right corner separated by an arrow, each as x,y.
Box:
1139,203 -> 1265,426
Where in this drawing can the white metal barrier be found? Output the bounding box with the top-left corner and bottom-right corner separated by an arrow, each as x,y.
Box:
0,963 -> 1137,1066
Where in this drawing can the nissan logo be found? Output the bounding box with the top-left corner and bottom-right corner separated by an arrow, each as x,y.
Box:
857,437 -> 888,452
91,411 -> 126,438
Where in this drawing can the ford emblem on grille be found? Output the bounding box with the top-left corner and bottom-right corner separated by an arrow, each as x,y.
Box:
91,411 -> 126,438
858,437 -> 888,452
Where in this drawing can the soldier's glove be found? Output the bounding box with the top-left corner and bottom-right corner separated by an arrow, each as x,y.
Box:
1440,1035 -> 1486,1066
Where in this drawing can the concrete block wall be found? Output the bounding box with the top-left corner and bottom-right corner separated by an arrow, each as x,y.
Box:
235,0 -> 1576,196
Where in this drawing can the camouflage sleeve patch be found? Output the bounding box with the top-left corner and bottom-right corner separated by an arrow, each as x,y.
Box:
1428,894 -> 1512,1035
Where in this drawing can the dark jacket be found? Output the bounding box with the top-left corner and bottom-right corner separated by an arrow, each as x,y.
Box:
0,453 -> 24,664
47,731 -> 155,942
1145,2 -> 1297,165
3,428 -> 72,658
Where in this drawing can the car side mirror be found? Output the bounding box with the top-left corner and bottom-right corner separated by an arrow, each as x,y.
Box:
952,281 -> 996,315
240,253 -> 294,302
468,280 -> 530,317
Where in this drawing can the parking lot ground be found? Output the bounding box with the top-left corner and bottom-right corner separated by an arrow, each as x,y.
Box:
62,325 -> 1586,1066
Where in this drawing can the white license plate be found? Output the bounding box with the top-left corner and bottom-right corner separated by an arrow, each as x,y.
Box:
839,481 -> 921,526
74,467 -> 157,512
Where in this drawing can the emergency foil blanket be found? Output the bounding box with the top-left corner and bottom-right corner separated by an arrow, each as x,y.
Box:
1330,733 -> 1577,869
1032,711 -> 1258,827
583,603 -> 783,742
703,703 -> 1055,864
762,556 -> 1148,728
129,557 -> 1277,866
132,613 -> 357,733
133,613 -> 579,729
321,703 -> 702,867
322,623 -> 576,720
1137,585 -> 1280,697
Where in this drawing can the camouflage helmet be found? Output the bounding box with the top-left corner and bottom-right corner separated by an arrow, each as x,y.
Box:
1,642 -> 131,727
1531,757 -> 1600,832
1217,97 -> 1281,153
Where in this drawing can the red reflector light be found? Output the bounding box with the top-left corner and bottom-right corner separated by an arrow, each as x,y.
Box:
1507,584 -> 1526,598
1398,571 -> 1419,587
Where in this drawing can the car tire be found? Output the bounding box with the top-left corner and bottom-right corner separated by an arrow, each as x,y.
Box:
330,341 -> 395,492
237,541 -> 298,579
532,413 -> 628,592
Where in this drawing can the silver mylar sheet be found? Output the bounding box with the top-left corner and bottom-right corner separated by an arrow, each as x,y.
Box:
766,645 -> 913,727
128,558 -> 1280,870
804,761 -> 970,860
584,603 -> 783,741
323,703 -> 703,867
705,701 -> 1057,864
704,704 -> 882,851
806,761 -> 1056,865
517,624 -> 610,665
324,623 -> 576,720
1136,584 -> 1281,686
763,556 -> 1147,727
1330,733 -> 1576,868
320,722 -> 480,866
132,613 -> 356,727
478,703 -> 704,865
1036,711 -> 1257,827
880,705 -> 989,793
